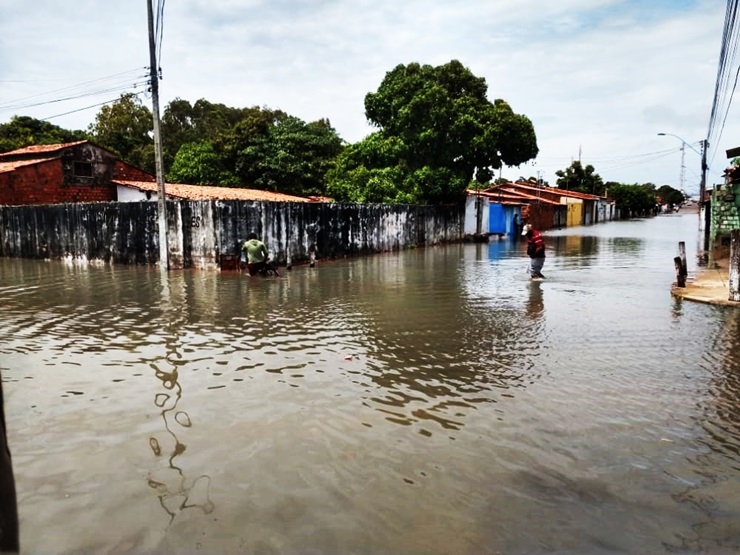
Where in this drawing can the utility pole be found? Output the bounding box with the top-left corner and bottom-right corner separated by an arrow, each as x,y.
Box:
700,139 -> 708,202
147,0 -> 168,271
679,142 -> 686,193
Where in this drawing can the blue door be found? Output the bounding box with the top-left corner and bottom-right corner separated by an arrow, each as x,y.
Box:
489,202 -> 506,234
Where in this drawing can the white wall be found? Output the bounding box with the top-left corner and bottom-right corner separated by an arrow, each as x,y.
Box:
117,185 -> 156,202
464,195 -> 489,235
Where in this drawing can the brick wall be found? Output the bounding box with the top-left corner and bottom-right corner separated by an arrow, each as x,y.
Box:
113,161 -> 155,182
0,159 -> 118,206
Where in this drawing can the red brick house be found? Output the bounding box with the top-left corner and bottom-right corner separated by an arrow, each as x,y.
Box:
0,140 -> 325,205
0,140 -> 155,206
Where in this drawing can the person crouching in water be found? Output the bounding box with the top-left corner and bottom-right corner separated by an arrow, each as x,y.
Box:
522,224 -> 546,279
241,233 -> 269,276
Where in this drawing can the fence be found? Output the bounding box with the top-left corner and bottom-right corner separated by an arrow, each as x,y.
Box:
0,200 -> 465,270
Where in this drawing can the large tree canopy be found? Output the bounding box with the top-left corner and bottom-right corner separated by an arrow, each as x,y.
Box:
161,98 -> 258,172
167,141 -> 238,186
89,93 -> 154,174
232,116 -> 344,196
555,161 -> 605,196
657,184 -> 685,207
0,116 -> 87,153
328,60 -> 538,204
607,183 -> 657,217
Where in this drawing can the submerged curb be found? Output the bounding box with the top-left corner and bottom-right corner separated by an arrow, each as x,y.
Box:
671,266 -> 740,308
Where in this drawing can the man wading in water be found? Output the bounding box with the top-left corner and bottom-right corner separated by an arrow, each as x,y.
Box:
522,223 -> 546,280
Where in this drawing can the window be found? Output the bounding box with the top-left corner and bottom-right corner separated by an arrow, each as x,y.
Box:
73,161 -> 93,178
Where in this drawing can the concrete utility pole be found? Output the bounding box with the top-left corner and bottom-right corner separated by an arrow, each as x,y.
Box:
700,139 -> 708,203
147,0 -> 168,271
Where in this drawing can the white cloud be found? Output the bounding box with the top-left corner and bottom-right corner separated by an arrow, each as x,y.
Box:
0,0 -> 736,194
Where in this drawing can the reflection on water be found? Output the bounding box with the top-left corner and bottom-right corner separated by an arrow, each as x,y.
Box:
1,215 -> 740,553
148,278 -> 214,523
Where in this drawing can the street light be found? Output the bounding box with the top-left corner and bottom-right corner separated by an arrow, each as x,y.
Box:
657,132 -> 708,201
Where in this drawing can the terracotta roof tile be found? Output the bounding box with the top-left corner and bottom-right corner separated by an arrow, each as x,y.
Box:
501,181 -> 603,200
0,158 -> 54,173
114,180 -> 319,203
471,187 -> 562,206
0,141 -> 88,159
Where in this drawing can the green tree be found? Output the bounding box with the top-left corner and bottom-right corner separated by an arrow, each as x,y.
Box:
326,133 -> 411,203
89,93 -> 154,173
657,184 -> 685,208
332,60 -> 538,204
607,183 -> 657,217
0,116 -> 88,153
233,116 -> 343,196
161,98 -> 260,172
555,161 -> 605,195
167,141 -> 238,185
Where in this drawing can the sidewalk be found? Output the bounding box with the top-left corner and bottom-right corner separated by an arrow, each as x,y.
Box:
671,260 -> 740,307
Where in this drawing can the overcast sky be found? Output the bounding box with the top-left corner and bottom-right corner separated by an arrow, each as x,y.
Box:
1,0 -> 737,196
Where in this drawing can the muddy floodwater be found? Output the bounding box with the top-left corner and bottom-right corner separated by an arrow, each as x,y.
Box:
2,214 -> 740,554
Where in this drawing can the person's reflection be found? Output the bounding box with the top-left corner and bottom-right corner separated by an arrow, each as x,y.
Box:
526,280 -> 545,319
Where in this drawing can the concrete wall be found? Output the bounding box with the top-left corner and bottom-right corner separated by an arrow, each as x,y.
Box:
0,200 -> 464,269
464,195 -> 489,236
710,183 -> 740,261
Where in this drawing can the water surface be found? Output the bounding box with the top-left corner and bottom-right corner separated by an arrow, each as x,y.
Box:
2,214 -> 740,554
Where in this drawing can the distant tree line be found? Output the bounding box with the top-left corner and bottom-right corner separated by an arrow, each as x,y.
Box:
0,58 -> 683,212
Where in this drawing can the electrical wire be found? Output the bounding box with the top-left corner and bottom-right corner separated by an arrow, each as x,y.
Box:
706,0 -> 740,165
42,92 -> 146,121
0,80 -> 150,114
155,0 -> 166,74
0,68 -> 147,111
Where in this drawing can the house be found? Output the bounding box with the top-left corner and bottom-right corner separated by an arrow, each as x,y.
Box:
464,180 -> 618,238
0,140 -> 323,206
491,181 -> 613,226
0,141 -> 150,205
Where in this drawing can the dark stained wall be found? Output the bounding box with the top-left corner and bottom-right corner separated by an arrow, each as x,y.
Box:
0,200 -> 465,269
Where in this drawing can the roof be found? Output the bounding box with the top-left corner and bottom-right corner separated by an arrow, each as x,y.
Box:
115,180 -> 323,203
472,187 -> 562,206
499,181 -> 604,201
0,140 -> 88,159
0,157 -> 56,174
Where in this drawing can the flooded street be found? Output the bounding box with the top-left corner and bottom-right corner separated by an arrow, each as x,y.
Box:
2,213 -> 740,554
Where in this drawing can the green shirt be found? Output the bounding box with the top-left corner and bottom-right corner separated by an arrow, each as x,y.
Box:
242,239 -> 267,264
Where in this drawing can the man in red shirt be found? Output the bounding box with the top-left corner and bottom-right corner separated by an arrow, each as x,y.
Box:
522,224 -> 546,279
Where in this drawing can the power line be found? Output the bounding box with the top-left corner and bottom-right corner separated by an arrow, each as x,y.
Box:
41,93 -> 147,122
0,79 -> 150,114
0,68 -> 147,110
706,0 -> 740,164
155,0 -> 166,74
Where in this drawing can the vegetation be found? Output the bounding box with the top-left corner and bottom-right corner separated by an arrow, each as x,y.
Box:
20,59 -> 705,216
0,116 -> 88,153
656,184 -> 685,208
605,182 -> 658,217
327,60 -> 538,204
555,161 -> 605,196
88,93 -> 155,174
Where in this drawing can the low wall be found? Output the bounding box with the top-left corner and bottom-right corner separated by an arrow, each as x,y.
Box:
0,200 -> 465,270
